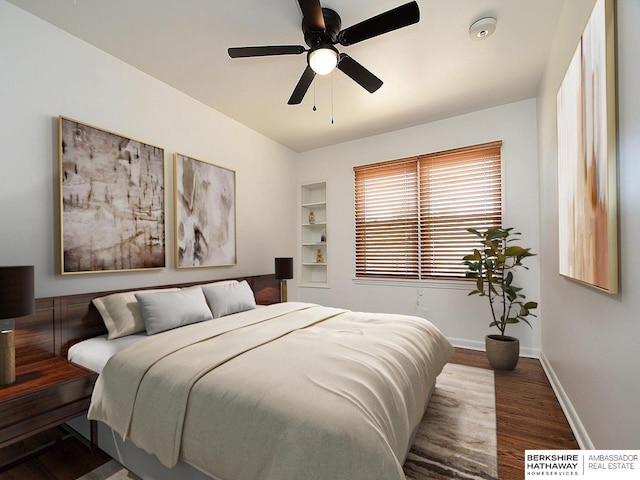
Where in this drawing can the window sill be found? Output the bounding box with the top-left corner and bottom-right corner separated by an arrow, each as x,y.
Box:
352,277 -> 472,291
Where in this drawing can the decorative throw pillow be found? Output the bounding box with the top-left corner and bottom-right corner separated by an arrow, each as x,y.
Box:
135,287 -> 213,335
92,288 -> 180,339
202,280 -> 257,318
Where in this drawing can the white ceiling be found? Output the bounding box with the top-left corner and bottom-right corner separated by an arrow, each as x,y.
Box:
8,0 -> 566,152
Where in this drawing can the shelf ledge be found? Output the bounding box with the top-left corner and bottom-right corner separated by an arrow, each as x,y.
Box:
302,202 -> 326,208
299,282 -> 330,289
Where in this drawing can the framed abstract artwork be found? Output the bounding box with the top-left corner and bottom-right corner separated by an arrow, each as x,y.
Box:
174,153 -> 236,268
556,0 -> 617,293
58,116 -> 166,274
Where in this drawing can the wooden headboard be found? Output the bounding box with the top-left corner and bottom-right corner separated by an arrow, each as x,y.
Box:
14,274 -> 280,366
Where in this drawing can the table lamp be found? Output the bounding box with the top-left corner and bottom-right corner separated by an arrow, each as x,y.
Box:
0,266 -> 35,385
274,258 -> 293,303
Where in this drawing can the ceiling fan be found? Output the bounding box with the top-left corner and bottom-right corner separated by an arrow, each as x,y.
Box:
228,1 -> 420,105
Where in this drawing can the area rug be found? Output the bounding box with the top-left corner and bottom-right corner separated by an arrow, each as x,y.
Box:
403,363 -> 498,480
78,363 -> 497,480
76,460 -> 141,480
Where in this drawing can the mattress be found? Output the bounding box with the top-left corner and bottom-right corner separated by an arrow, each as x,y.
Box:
68,333 -> 147,373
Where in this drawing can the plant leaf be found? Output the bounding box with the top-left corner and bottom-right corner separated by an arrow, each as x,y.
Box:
505,271 -> 513,286
487,229 -> 507,241
519,317 -> 532,328
505,245 -> 528,257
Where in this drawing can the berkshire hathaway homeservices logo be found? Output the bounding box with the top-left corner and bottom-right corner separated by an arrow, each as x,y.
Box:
525,450 -> 639,479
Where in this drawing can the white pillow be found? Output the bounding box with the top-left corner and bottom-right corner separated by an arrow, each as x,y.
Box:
93,288 -> 180,339
202,280 -> 257,318
135,287 -> 213,335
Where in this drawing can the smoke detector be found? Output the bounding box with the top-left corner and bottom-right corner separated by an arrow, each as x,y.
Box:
469,17 -> 497,40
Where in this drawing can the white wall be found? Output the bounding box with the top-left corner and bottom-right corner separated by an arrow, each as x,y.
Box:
537,0 -> 640,448
297,99 -> 541,355
0,1 -> 298,298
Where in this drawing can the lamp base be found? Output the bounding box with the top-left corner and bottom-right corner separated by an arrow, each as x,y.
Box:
0,330 -> 16,385
280,279 -> 288,303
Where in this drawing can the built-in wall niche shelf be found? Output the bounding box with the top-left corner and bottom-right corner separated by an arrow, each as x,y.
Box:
300,182 -> 329,287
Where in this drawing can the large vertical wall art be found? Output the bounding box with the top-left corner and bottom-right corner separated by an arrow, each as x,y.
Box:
59,117 -> 165,274
174,153 -> 236,268
557,0 -> 617,293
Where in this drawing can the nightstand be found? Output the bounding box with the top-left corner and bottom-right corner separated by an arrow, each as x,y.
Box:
0,356 -> 97,450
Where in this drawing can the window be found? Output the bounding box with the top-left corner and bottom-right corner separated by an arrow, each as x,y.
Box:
354,141 -> 502,280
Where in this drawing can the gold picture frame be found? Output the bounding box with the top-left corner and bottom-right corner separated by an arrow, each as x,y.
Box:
58,116 -> 166,274
174,153 -> 237,268
556,0 -> 618,293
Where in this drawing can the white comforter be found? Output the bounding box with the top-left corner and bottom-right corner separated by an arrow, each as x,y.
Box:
88,302 -> 453,480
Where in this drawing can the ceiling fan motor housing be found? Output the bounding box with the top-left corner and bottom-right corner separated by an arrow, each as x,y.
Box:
303,8 -> 342,47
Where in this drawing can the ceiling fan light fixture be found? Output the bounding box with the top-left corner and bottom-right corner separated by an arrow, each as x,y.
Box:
469,17 -> 497,40
308,46 -> 339,75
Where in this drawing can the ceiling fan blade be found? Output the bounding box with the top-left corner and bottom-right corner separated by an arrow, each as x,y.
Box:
298,0 -> 325,32
337,1 -> 420,47
228,46 -> 306,58
337,54 -> 383,93
288,65 -> 316,105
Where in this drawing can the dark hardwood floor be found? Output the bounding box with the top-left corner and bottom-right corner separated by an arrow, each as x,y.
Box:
0,427 -> 110,479
0,348 -> 578,479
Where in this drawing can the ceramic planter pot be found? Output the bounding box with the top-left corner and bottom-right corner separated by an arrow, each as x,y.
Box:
485,334 -> 519,371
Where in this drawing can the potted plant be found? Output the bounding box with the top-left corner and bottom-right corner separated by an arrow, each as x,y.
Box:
462,227 -> 538,370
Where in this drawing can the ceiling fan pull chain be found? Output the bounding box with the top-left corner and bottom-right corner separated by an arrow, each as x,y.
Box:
331,72 -> 334,125
313,81 -> 317,111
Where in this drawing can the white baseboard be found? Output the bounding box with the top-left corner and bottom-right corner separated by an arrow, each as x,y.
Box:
448,336 -> 540,359
539,351 -> 594,450
448,337 -> 485,352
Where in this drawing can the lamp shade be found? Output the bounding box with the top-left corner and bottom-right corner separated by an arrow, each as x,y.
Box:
274,258 -> 293,280
0,266 -> 35,320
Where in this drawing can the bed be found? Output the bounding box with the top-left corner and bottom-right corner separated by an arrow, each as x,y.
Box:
64,277 -> 453,480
